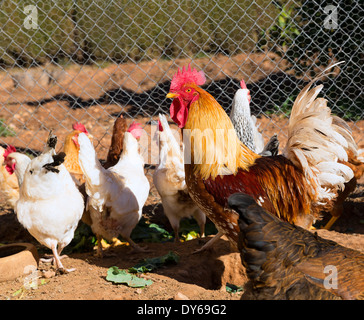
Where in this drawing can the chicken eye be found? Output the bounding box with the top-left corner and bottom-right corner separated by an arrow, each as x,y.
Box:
186,88 -> 191,93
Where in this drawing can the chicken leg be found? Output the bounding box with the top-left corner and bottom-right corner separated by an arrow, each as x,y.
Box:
126,236 -> 150,253
322,216 -> 339,230
193,230 -> 224,254
51,244 -> 75,273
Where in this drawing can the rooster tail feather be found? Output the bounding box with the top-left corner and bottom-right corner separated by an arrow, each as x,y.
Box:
283,62 -> 355,202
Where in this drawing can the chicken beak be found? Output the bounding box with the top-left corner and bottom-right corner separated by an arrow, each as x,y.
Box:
166,92 -> 179,99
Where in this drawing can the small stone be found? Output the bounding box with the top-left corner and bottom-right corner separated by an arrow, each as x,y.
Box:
42,270 -> 56,279
173,292 -> 190,300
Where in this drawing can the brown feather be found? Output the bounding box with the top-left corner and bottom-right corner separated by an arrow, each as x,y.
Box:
229,193 -> 364,300
186,156 -> 320,248
63,130 -> 86,184
104,115 -> 127,169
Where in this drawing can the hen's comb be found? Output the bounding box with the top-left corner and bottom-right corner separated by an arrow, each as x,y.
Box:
127,121 -> 143,139
72,122 -> 88,134
170,64 -> 206,92
3,145 -> 16,159
240,79 -> 248,89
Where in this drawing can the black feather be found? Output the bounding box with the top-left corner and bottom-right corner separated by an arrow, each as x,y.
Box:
259,134 -> 279,157
42,152 -> 66,173
46,130 -> 57,149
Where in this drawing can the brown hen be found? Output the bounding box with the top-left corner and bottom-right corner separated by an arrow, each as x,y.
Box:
103,114 -> 127,169
228,193 -> 364,300
63,122 -> 92,186
325,148 -> 364,229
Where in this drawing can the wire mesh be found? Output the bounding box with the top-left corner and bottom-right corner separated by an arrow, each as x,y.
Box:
0,0 -> 362,165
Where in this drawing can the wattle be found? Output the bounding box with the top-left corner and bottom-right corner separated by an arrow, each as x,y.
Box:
170,97 -> 188,129
5,162 -> 15,175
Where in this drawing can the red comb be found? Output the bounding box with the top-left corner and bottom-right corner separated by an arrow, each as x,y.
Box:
72,122 -> 88,134
3,145 -> 16,159
158,120 -> 163,132
127,121 -> 143,139
240,79 -> 247,89
170,64 -> 206,92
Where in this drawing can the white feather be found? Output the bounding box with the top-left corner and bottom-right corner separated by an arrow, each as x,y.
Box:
78,131 -> 150,245
14,138 -> 84,261
283,62 -> 356,203
153,114 -> 206,240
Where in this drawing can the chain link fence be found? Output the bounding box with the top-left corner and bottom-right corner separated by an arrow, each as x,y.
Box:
0,0 -> 362,168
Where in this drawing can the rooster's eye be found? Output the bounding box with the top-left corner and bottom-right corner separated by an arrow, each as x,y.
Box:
186,89 -> 191,93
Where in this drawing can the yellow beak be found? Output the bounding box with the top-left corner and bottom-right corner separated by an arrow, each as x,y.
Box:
166,92 -> 179,99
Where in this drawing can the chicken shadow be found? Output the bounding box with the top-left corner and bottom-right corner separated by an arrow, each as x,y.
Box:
72,201 -> 237,290
22,72 -> 304,118
0,143 -> 40,157
82,232 -> 236,290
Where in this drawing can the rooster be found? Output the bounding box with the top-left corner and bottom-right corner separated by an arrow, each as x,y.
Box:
228,193 -> 364,300
63,122 -> 93,186
166,64 -> 357,251
230,80 -> 279,156
5,131 -> 84,273
153,113 -> 206,242
78,122 -> 150,257
0,145 -> 20,209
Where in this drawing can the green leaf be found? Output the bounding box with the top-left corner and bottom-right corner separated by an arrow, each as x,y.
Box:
130,218 -> 173,243
226,283 -> 244,294
106,266 -> 153,288
0,119 -> 16,137
184,230 -> 199,241
128,251 -> 179,274
12,288 -> 23,297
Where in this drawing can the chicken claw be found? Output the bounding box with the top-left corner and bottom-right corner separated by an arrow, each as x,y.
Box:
192,231 -> 224,254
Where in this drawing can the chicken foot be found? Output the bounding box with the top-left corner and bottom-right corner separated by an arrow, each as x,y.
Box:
193,230 -> 224,254
100,237 -> 124,249
40,254 -> 69,264
53,244 -> 75,274
322,216 -> 339,230
126,237 -> 150,253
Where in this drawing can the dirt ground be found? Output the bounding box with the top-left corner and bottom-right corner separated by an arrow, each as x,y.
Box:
0,53 -> 363,300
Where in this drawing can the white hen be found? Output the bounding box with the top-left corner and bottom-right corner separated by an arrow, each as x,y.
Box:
6,132 -> 84,273
153,114 -> 205,242
230,80 -> 279,156
78,122 -> 150,257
